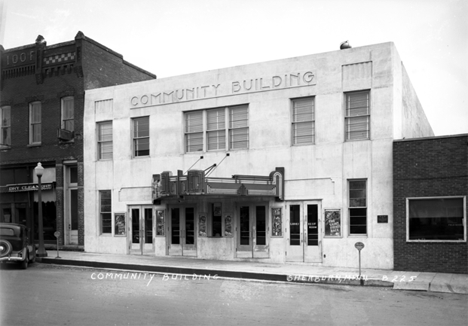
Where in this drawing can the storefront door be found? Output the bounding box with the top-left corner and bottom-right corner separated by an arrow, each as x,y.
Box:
286,201 -> 322,263
130,206 -> 154,255
237,204 -> 268,258
168,207 -> 196,256
64,165 -> 78,245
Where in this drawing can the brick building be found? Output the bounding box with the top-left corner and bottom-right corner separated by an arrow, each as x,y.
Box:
393,134 -> 468,274
0,32 -> 155,248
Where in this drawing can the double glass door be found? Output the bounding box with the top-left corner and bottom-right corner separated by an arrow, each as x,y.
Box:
237,204 -> 268,258
286,202 -> 322,262
168,207 -> 196,256
130,206 -> 154,255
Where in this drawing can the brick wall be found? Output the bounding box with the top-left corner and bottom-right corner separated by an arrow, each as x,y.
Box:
393,135 -> 468,274
1,32 -> 156,248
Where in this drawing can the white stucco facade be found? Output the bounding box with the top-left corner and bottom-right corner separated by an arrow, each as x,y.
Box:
83,42 -> 433,269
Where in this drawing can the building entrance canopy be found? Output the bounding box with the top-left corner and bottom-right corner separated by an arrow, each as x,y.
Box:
152,167 -> 284,203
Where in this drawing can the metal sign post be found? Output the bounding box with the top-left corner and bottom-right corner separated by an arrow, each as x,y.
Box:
354,242 -> 365,285
54,231 -> 61,259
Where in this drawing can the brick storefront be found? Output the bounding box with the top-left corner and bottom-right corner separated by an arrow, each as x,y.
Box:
393,135 -> 468,274
0,32 -> 155,248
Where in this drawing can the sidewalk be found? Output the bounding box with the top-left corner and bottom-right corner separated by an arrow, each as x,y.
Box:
39,250 -> 468,295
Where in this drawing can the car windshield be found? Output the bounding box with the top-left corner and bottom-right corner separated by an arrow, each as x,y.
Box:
0,228 -> 15,236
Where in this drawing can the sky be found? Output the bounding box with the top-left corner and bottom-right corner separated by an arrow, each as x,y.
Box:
1,0 -> 467,136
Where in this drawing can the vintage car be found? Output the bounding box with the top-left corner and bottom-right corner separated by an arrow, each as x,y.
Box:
0,223 -> 36,269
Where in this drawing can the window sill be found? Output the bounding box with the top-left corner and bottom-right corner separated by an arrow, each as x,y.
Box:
27,143 -> 42,148
292,142 -> 315,147
345,138 -> 371,142
348,234 -> 368,237
0,146 -> 11,151
406,239 -> 466,243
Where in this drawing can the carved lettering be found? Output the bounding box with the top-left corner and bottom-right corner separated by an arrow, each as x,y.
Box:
130,70 -> 316,108
232,81 -> 241,93
303,71 -> 314,83
20,53 -> 26,62
176,89 -> 185,100
212,84 -> 221,96
272,76 -> 282,87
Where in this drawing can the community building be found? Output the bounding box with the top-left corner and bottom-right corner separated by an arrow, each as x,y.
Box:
84,42 -> 434,269
393,134 -> 467,274
0,32 -> 155,248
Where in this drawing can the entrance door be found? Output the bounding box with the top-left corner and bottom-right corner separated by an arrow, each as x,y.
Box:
237,204 -> 268,258
168,207 -> 196,256
286,202 -> 322,262
130,206 -> 154,255
64,165 -> 78,245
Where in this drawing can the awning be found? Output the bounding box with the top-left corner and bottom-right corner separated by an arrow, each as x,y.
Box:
152,168 -> 284,203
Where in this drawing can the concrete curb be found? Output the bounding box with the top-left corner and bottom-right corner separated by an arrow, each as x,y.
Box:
39,258 -> 393,288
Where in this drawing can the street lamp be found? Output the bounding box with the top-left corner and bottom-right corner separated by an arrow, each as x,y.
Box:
35,162 -> 47,257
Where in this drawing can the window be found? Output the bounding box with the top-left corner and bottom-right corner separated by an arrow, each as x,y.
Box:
185,105 -> 248,153
97,121 -> 113,160
100,190 -> 112,234
349,180 -> 367,234
408,197 -> 465,241
0,106 -> 11,147
345,91 -> 370,141
229,106 -> 249,149
132,117 -> 149,157
29,101 -> 41,144
207,109 -> 226,151
61,96 -> 74,132
292,97 -> 315,145
185,111 -> 203,152
212,203 -> 222,237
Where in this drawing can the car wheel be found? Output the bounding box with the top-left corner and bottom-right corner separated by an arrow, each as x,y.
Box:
20,253 -> 29,269
0,240 -> 13,257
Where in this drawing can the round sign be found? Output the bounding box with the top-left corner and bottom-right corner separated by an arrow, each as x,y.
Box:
54,231 -> 61,238
355,242 -> 365,250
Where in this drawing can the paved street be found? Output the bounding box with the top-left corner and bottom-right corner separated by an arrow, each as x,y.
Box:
1,263 -> 467,326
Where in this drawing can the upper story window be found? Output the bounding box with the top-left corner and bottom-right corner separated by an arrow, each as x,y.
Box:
97,121 -> 113,160
185,105 -> 249,153
29,101 -> 41,144
349,179 -> 367,235
407,197 -> 466,242
0,106 -> 11,148
132,116 -> 149,157
345,91 -> 370,141
61,96 -> 74,132
292,97 -> 315,145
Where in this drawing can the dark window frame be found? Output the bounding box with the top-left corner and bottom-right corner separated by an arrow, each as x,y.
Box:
406,196 -> 466,242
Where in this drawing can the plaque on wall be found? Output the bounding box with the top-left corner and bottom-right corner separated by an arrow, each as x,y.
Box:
156,210 -> 165,236
114,213 -> 126,236
224,214 -> 232,237
324,210 -> 341,237
377,215 -> 388,223
199,214 -> 207,236
271,208 -> 282,237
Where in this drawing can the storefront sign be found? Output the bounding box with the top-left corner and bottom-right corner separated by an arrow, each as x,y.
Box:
199,214 -> 207,237
114,213 -> 126,236
224,215 -> 232,237
271,208 -> 282,237
324,210 -> 341,237
156,210 -> 165,236
4,182 -> 55,193
130,71 -> 316,108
